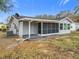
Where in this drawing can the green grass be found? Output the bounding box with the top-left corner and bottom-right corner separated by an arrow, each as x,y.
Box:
74,53 -> 79,59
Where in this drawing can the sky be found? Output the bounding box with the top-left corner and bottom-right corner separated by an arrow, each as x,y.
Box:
0,0 -> 78,23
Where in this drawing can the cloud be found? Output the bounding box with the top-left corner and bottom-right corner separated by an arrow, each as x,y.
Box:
59,0 -> 64,6
57,0 -> 70,6
63,0 -> 69,5
12,0 -> 16,2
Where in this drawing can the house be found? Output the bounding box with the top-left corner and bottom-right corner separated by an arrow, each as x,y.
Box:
0,23 -> 7,31
8,14 -> 76,39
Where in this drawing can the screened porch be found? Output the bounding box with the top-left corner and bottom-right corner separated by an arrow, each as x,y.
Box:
19,21 -> 60,39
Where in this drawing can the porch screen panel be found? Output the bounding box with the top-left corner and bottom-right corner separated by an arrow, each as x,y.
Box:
55,23 -> 59,32
43,23 -> 59,34
51,23 -> 55,33
48,23 -> 52,33
43,23 -> 48,34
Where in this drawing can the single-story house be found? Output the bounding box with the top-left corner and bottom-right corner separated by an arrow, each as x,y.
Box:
8,14 -> 76,39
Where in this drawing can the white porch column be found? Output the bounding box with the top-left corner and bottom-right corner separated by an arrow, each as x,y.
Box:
19,21 -> 23,37
63,23 -> 64,30
59,23 -> 60,32
28,21 -> 31,38
41,22 -> 43,35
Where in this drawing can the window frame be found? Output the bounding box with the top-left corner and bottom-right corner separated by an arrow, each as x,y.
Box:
60,23 -> 63,30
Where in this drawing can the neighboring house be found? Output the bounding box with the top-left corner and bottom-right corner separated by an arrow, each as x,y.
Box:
0,23 -> 7,31
8,14 -> 76,39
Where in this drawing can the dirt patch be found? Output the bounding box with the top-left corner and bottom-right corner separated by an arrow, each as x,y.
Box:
0,31 -> 79,59
0,32 -> 18,49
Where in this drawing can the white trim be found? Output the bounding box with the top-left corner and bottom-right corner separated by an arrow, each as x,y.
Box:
39,32 -> 70,36
19,21 -> 23,37
28,21 -> 31,38
19,18 -> 59,23
60,17 -> 74,23
41,22 -> 43,35
66,17 -> 74,23
63,23 -> 64,30
58,23 -> 60,32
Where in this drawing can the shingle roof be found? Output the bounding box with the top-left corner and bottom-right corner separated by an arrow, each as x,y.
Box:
12,15 -> 60,22
13,14 -> 74,22
14,16 -> 34,19
10,15 -> 74,23
13,15 -> 65,21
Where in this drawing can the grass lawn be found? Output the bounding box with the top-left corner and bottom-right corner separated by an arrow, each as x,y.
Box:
0,31 -> 79,59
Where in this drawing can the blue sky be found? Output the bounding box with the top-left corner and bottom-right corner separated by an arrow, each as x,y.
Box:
0,0 -> 77,23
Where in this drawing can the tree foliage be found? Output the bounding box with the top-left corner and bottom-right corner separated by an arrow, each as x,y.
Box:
56,11 -> 73,18
0,0 -> 13,12
35,11 -> 74,20
74,0 -> 79,14
74,6 -> 79,14
35,14 -> 56,19
70,15 -> 79,22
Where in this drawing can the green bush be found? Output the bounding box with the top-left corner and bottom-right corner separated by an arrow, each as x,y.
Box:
0,24 -> 7,32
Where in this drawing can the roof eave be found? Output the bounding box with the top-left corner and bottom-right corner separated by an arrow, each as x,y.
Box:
19,18 -> 59,23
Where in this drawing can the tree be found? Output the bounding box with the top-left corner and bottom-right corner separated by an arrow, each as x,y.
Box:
69,14 -> 79,22
0,0 -> 13,12
56,11 -> 74,19
35,14 -> 56,19
74,5 -> 79,14
74,0 -> 79,14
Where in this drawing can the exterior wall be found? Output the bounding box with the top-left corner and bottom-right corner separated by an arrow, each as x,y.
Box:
60,18 -> 71,23
75,23 -> 79,30
10,23 -> 16,34
70,23 -> 76,31
23,21 -> 38,35
59,30 -> 71,34
9,17 -> 19,34
59,18 -> 71,34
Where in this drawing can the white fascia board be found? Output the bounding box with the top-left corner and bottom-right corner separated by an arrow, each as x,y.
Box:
60,17 -> 74,23
19,18 -> 59,23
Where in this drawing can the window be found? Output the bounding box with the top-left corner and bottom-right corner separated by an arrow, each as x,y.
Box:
64,23 -> 70,30
64,23 -> 67,30
68,24 -> 70,30
60,23 -> 63,30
